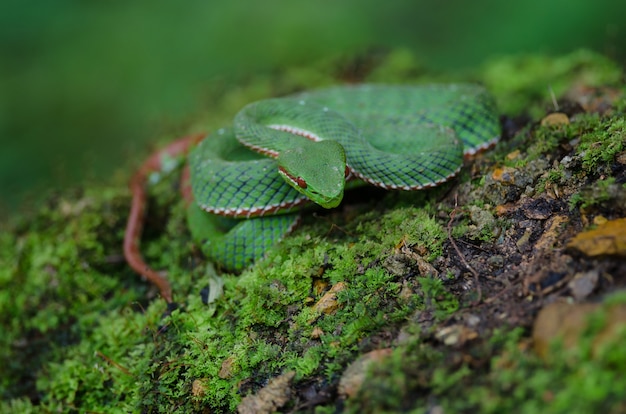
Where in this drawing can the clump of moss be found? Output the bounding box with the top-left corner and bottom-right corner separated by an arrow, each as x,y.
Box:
578,115 -> 625,175
569,177 -> 626,212
0,187 -> 154,407
513,111 -> 626,214
161,201 -> 454,411
342,291 -> 626,414
481,50 -> 623,116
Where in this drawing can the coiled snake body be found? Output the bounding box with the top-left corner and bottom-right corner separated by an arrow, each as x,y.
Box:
186,84 -> 500,271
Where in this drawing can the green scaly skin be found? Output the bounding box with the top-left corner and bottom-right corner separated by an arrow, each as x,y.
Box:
188,84 -> 500,271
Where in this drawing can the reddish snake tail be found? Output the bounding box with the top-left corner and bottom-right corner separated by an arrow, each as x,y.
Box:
123,133 -> 204,303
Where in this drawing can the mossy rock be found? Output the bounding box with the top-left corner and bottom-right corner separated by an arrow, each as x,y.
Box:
2,48 -> 626,413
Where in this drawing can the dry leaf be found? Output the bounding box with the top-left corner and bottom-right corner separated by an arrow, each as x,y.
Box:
534,215 -> 569,252
533,302 -> 626,360
491,167 -> 517,185
567,217 -> 626,256
311,282 -> 347,317
540,112 -> 569,126
338,349 -> 393,399
237,371 -> 295,414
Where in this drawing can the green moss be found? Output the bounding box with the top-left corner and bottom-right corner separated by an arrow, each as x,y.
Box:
569,176 -> 616,210
527,123 -> 571,161
539,110 -> 624,170
0,188 -> 146,402
340,300 -> 626,414
469,304 -> 626,414
578,116 -> 625,174
418,276 -> 459,319
481,50 -> 623,117
0,398 -> 36,414
151,200 -> 454,410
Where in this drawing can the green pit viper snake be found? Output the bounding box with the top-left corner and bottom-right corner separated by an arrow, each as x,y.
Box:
125,83 -> 500,302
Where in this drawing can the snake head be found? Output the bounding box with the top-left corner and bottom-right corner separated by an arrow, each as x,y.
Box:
277,140 -> 346,209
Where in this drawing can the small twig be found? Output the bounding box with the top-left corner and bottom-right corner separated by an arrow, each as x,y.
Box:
455,238 -> 490,254
482,281 -> 516,304
96,351 -> 132,376
312,212 -> 356,238
548,85 -> 559,111
447,194 -> 482,304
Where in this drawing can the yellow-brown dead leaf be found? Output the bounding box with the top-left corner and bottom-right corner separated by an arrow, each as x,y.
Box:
237,371 -> 295,414
338,349 -> 393,399
540,112 -> 570,126
567,217 -> 626,257
534,215 -> 569,252
311,282 -> 347,319
491,167 -> 517,184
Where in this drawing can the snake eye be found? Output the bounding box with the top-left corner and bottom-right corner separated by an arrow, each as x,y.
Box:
296,177 -> 307,189
345,166 -> 350,178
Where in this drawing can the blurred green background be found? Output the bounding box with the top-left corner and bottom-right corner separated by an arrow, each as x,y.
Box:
1,0 -> 624,214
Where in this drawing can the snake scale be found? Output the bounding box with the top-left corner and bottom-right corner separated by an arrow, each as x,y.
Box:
184,83 -> 500,272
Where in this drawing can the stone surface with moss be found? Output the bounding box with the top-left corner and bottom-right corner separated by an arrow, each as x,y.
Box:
1,49 -> 626,413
